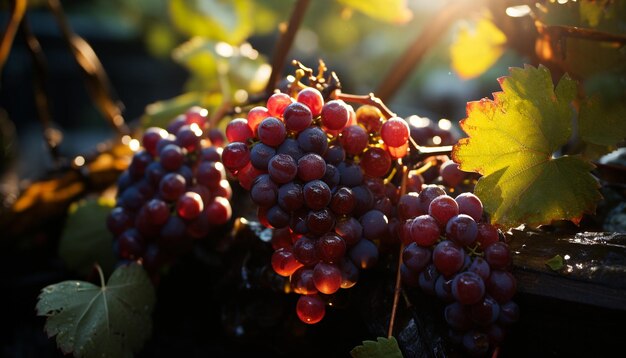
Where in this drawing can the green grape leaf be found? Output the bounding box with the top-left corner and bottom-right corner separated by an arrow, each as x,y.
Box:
350,336 -> 403,358
452,65 -> 602,228
59,198 -> 116,277
169,0 -> 253,44
36,263 -> 156,358
546,254 -> 565,271
337,0 -> 412,23
450,17 -> 507,79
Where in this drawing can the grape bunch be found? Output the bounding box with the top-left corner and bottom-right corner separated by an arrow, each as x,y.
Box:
107,106 -> 233,278
221,87 -> 414,324
398,186 -> 519,357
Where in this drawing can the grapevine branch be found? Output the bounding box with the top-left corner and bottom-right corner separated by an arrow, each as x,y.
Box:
20,17 -> 61,162
48,0 -> 129,136
388,165 -> 409,338
0,0 -> 26,74
376,0 -> 486,102
332,92 -> 397,119
264,0 -> 311,97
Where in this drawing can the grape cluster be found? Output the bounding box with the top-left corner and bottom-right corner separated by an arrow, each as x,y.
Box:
399,187 -> 519,357
221,87 -> 414,324
106,107 -> 233,277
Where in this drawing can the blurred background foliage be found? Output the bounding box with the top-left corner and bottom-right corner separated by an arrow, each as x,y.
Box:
1,0 -> 624,183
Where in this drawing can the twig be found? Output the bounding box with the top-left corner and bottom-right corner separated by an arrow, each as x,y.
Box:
332,92 -> 397,119
264,0 -> 311,97
47,0 -> 129,136
20,16 -> 61,161
0,0 -> 26,74
536,23 -> 626,45
375,0 -> 486,102
388,165 -> 409,338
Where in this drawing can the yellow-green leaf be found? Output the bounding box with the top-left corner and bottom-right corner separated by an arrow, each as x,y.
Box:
169,0 -> 253,44
36,263 -> 156,358
59,198 -> 116,277
452,65 -> 602,228
450,17 -> 506,79
350,336 -> 403,358
337,0 -> 412,23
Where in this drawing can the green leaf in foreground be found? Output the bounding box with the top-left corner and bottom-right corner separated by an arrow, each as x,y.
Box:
59,198 -> 116,277
350,336 -> 403,358
36,263 -> 156,358
452,65 -> 601,228
546,254 -> 565,271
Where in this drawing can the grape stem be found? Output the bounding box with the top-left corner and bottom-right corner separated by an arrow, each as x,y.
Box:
332,91 -> 397,119
388,165 -> 408,338
264,0 -> 311,97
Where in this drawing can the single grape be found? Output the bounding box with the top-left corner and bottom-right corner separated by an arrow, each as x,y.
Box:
360,210 -> 388,241
291,268 -> 318,294
271,248 -> 303,277
267,92 -> 293,118
407,215 -> 440,247
268,153 -> 298,184
159,173 -> 186,202
440,159 -> 466,187
321,99 -> 350,130
446,214 -> 478,247
313,262 -> 342,294
455,192 -> 483,222
339,258 -> 359,289
477,223 -> 500,249
296,87 -> 324,116
306,208 -> 335,235
316,233 -> 346,264
257,117 -> 286,147
247,106 -> 270,134
381,117 -> 410,147
293,236 -> 319,267
296,294 -> 326,324
452,271 -> 486,305
433,240 -> 465,278
284,102 -> 313,133
250,174 -> 278,207
205,196 -> 232,225
303,180 -> 332,210
348,239 -> 378,269
334,217 -> 363,247
402,242 -> 431,272
469,295 -> 500,327
484,242 -> 512,270
250,143 -> 276,170
221,142 -> 250,172
159,144 -> 184,171
355,104 -> 383,133
297,153 -> 326,181
429,195 -> 460,227
339,125 -> 368,155
360,147 -> 392,178
176,192 -> 204,220
486,270 -> 517,303
297,126 -> 328,155
397,193 -> 422,221
277,182 -> 304,211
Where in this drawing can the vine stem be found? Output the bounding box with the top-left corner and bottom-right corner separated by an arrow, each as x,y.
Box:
264,0 -> 311,97
388,165 -> 409,338
48,0 -> 128,136
0,0 -> 26,73
332,91 -> 397,119
375,0 -> 486,102
20,17 -> 63,162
